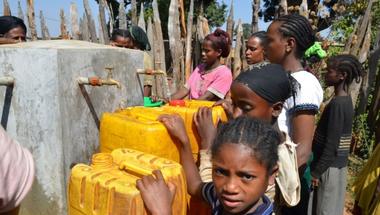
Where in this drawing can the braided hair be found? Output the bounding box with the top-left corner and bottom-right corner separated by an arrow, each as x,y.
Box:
275,14 -> 315,59
211,117 -> 280,174
204,28 -> 231,58
327,54 -> 363,90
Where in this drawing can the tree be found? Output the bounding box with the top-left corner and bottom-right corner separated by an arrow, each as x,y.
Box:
260,0 -> 351,31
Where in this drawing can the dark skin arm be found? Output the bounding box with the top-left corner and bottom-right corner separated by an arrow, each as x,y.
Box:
194,107 -> 218,150
157,114 -> 204,198
171,88 -> 218,101
291,110 -> 316,171
197,91 -> 219,101
136,170 -> 176,215
171,87 -> 189,100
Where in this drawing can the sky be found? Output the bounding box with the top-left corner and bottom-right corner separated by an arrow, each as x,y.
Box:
0,0 -> 270,37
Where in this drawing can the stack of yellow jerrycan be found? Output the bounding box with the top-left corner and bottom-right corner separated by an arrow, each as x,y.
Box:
68,148 -> 187,215
99,100 -> 227,162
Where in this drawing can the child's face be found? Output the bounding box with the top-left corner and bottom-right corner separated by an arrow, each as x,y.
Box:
201,40 -> 221,66
212,143 -> 273,214
266,22 -> 288,64
230,82 -> 274,123
245,37 -> 265,65
324,66 -> 344,87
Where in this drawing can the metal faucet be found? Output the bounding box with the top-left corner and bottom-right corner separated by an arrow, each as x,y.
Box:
77,67 -> 121,88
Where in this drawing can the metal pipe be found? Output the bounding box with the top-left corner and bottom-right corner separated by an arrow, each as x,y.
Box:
0,76 -> 15,86
77,76 -> 121,88
136,68 -> 171,100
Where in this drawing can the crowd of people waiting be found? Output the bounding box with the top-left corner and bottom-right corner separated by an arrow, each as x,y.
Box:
0,12 -> 379,215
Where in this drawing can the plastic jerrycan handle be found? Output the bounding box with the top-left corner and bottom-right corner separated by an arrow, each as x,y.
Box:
119,160 -> 155,177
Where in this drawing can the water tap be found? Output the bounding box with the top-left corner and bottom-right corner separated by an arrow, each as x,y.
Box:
77,67 -> 121,88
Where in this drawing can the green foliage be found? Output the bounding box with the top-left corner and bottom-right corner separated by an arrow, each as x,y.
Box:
203,1 -> 227,28
353,113 -> 375,159
330,0 -> 380,46
242,23 -> 252,39
260,0 -> 340,31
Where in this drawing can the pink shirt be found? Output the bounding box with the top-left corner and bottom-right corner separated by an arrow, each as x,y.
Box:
185,64 -> 232,99
0,126 -> 34,212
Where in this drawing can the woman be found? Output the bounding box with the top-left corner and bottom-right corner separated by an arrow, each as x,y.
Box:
110,26 -> 154,97
0,16 -> 27,44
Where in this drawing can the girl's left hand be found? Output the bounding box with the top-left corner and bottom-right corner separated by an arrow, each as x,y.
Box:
194,107 -> 218,149
136,170 -> 176,215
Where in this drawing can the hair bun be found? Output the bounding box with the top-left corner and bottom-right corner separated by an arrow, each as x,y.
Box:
213,28 -> 231,44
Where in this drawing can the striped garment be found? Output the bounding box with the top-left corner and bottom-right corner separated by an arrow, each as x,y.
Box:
202,182 -> 273,215
310,95 -> 354,178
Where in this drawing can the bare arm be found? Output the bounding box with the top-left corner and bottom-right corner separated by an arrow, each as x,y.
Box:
157,114 -> 204,198
171,87 -> 189,100
197,91 -> 219,101
291,110 -> 316,169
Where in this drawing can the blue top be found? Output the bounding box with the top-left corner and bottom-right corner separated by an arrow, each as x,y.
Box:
202,182 -> 273,215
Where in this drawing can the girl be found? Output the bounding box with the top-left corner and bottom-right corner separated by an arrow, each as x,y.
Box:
265,14 -> 323,214
0,16 -> 27,44
151,116 -> 279,215
310,54 -> 363,215
245,31 -> 267,68
171,29 -> 232,101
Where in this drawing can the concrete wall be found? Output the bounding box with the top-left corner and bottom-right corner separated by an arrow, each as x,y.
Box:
0,40 -> 145,215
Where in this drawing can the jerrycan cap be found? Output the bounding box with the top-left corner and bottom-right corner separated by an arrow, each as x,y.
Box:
169,100 -> 186,107
91,153 -> 113,169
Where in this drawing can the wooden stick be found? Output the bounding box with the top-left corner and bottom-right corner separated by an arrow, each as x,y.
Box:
356,19 -> 372,115
225,0 -> 234,68
3,0 -> 11,16
185,0 -> 194,80
168,0 -> 183,89
131,0 -> 138,25
350,0 -> 374,56
81,13 -> 90,41
343,16 -> 361,53
178,0 -> 186,37
118,0 -> 127,30
233,19 -> 243,78
70,2 -> 80,40
60,9 -> 69,39
83,0 -> 97,42
99,0 -> 110,44
39,10 -> 50,40
138,3 -> 146,31
241,26 -> 248,70
251,0 -> 260,33
17,1 -> 24,20
147,17 -> 155,67
152,0 -> 166,72
27,0 -> 38,41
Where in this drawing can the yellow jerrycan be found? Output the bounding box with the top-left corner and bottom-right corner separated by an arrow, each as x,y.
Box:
99,100 -> 227,162
68,149 -> 187,215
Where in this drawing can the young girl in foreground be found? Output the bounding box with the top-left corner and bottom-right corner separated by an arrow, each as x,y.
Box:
171,29 -> 232,101
137,117 -> 280,215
